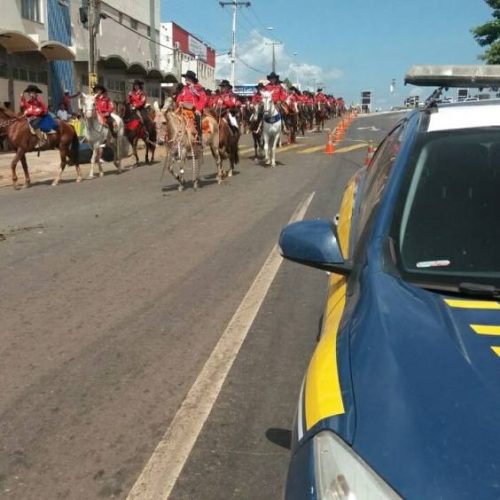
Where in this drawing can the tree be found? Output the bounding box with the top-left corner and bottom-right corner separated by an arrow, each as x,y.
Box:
472,0 -> 500,64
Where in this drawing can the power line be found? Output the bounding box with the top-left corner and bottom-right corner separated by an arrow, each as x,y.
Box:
236,56 -> 266,75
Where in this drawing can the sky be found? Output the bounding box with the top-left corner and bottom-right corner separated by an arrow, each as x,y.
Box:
162,0 -> 493,109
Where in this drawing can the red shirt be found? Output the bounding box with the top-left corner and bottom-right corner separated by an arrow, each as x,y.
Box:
176,83 -> 207,112
128,89 -> 147,109
21,96 -> 47,117
314,92 -> 328,104
214,90 -> 238,109
96,94 -> 114,116
251,92 -> 263,105
263,83 -> 288,103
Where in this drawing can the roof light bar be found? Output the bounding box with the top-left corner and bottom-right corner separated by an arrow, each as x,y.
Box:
405,65 -> 500,88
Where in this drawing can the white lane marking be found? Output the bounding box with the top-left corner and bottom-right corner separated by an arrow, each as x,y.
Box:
127,191 -> 316,500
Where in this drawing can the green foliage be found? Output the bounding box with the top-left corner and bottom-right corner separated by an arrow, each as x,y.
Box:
472,1 -> 500,63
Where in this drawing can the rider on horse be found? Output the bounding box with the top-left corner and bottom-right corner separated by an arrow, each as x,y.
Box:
215,80 -> 240,133
263,72 -> 288,132
251,83 -> 264,105
20,84 -> 57,148
128,80 -> 148,123
176,70 -> 207,144
94,84 -> 116,136
314,88 -> 328,106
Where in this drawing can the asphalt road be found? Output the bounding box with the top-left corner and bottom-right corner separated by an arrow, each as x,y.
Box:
0,112 -> 405,500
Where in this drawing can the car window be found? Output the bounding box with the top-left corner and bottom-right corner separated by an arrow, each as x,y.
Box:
356,124 -> 404,238
391,127 -> 500,287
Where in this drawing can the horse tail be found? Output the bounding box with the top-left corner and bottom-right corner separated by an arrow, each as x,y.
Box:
69,127 -> 79,165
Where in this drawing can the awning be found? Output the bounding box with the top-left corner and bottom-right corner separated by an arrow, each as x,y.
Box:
39,41 -> 75,61
127,62 -> 148,76
101,54 -> 128,70
0,30 -> 38,52
147,68 -> 164,80
163,73 -> 179,84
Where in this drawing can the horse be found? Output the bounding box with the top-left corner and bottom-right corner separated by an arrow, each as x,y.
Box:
0,108 -> 81,189
80,93 -> 126,179
213,108 -> 240,177
261,91 -> 282,167
153,98 -> 224,191
121,103 -> 157,167
248,102 -> 263,163
315,102 -> 327,132
285,97 -> 299,144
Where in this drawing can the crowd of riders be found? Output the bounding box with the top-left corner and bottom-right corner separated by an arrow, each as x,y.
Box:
16,69 -> 345,147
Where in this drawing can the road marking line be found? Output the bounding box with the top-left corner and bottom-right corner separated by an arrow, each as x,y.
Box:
127,191 -> 316,500
335,143 -> 368,154
299,145 -> 324,154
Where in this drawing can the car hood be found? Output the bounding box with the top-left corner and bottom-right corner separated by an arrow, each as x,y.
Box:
349,271 -> 500,499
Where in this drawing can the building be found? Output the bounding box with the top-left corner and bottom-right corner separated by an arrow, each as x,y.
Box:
71,0 -> 165,104
159,22 -> 216,91
0,0 -> 75,109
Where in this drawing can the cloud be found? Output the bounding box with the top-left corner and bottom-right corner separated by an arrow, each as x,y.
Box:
215,30 -> 343,91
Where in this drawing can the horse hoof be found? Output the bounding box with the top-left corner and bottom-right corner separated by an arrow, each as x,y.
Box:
87,175 -> 94,180
51,181 -> 58,186
22,182 -> 31,189
76,177 -> 83,183
228,170 -> 233,178
99,173 -> 104,178
178,185 -> 184,192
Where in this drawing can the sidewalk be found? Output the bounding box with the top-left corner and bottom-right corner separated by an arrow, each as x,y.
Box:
0,144 -> 154,188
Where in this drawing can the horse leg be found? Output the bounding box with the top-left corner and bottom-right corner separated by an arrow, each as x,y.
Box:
52,148 -> 68,186
114,135 -> 122,173
210,144 -> 223,183
14,151 -> 29,189
98,145 -> 105,177
271,132 -> 280,167
263,131 -> 270,166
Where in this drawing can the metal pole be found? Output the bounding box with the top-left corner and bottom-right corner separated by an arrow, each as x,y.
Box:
88,0 -> 98,91
219,2 -> 250,86
231,2 -> 236,86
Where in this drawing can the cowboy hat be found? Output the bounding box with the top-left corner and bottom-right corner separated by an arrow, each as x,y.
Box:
132,79 -> 144,86
219,79 -> 232,88
23,84 -> 43,94
93,84 -> 107,93
266,72 -> 280,81
181,70 -> 198,83
256,82 -> 264,89
317,88 -> 323,92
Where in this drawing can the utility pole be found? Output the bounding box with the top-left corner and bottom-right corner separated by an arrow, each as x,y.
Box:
265,41 -> 282,73
88,0 -> 99,91
219,1 -> 250,86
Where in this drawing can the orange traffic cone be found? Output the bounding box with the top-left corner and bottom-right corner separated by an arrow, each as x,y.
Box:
333,128 -> 342,143
325,134 -> 335,154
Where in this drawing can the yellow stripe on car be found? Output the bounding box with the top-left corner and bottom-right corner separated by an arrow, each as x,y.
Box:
305,275 -> 346,430
444,299 -> 500,310
471,325 -> 500,336
304,174 -> 358,430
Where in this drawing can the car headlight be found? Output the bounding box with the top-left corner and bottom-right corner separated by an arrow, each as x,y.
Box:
313,431 -> 402,499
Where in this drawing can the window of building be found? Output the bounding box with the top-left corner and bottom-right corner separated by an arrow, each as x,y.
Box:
147,26 -> 151,37
118,12 -> 123,23
21,0 -> 41,23
131,18 -> 138,30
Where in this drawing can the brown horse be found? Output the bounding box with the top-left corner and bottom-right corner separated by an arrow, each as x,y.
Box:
210,109 -> 240,177
121,103 -> 157,167
153,99 -> 224,191
0,108 -> 81,189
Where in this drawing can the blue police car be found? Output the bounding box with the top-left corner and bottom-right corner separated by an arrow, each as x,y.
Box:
279,66 -> 500,499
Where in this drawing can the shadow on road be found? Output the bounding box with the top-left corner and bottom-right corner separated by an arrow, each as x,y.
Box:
265,428 -> 292,450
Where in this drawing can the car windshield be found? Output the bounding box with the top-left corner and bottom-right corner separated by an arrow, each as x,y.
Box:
391,127 -> 500,289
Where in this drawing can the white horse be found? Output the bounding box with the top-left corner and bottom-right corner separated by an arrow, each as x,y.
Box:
80,93 -> 125,178
261,90 -> 282,167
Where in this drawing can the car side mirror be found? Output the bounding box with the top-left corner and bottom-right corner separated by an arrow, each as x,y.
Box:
279,219 -> 351,275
